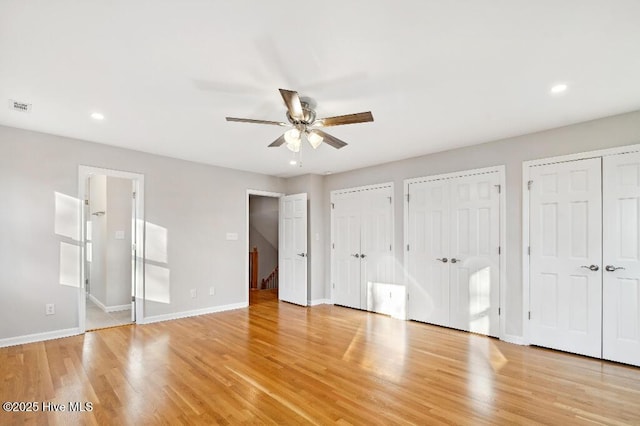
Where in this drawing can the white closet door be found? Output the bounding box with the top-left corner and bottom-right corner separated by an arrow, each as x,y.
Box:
361,187 -> 394,309
603,153 -> 640,366
407,180 -> 450,327
279,193 -> 308,306
529,158 -> 602,358
333,193 -> 361,309
449,173 -> 501,337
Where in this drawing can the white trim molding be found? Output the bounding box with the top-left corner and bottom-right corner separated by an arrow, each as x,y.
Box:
140,302 -> 247,325
0,328 -> 82,348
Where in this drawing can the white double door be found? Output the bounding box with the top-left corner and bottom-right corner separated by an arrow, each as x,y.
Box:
407,171 -> 501,337
332,186 -> 393,310
529,153 -> 640,366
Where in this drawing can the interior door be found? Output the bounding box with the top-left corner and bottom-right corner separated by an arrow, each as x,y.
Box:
529,158 -> 602,358
449,173 -> 501,336
361,187 -> 394,309
407,179 -> 450,326
603,153 -> 640,366
131,180 -> 137,322
333,193 -> 361,308
279,193 -> 308,306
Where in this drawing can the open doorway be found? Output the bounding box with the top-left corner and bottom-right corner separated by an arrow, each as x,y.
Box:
247,191 -> 282,305
79,166 -> 144,331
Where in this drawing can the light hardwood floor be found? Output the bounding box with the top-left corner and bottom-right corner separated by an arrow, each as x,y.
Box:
2,289 -> 640,425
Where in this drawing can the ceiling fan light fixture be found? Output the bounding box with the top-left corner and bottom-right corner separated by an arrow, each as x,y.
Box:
284,128 -> 301,152
307,130 -> 323,149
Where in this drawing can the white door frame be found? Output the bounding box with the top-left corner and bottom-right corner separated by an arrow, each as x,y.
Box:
404,165 -> 506,338
522,143 -> 640,344
78,165 -> 145,332
245,190 -> 284,305
330,182 -> 394,305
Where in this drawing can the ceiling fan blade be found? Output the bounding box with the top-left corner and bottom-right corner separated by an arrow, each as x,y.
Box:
226,117 -> 288,126
279,89 -> 304,120
268,134 -> 286,147
314,129 -> 348,149
316,111 -> 374,127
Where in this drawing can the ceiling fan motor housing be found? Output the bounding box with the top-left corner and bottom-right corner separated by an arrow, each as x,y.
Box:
287,101 -> 316,125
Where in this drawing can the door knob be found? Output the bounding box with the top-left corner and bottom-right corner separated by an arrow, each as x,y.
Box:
580,265 -> 599,272
450,258 -> 461,264
297,253 -> 307,257
360,254 -> 367,259
351,253 -> 360,258
605,265 -> 625,272
436,258 -> 448,263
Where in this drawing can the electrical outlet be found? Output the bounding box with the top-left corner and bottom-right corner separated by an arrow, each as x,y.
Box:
45,304 -> 55,315
190,289 -> 197,298
209,287 -> 215,296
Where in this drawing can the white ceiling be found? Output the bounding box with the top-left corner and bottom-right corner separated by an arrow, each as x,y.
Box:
1,1 -> 640,177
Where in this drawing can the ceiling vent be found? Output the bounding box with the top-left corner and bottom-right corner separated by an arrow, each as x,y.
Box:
9,99 -> 32,113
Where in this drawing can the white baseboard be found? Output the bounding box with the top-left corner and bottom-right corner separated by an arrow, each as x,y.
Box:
0,328 -> 82,348
105,304 -> 130,313
140,302 -> 247,325
500,333 -> 527,345
309,298 -> 331,306
89,294 -> 130,313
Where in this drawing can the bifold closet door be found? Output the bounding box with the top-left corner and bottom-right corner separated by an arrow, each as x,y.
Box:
603,153 -> 640,366
529,158 -> 602,358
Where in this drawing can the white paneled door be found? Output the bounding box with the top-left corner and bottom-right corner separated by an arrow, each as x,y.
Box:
407,171 -> 501,337
332,186 -> 393,310
603,153 -> 640,366
407,179 -> 450,327
279,193 -> 308,306
529,158 -> 603,358
333,192 -> 361,308
449,173 -> 501,336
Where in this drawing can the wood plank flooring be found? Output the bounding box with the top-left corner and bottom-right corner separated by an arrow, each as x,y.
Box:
2,289 -> 640,425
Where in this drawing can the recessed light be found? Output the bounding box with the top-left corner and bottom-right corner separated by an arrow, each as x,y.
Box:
289,160 -> 297,166
550,84 -> 568,94
91,112 -> 104,120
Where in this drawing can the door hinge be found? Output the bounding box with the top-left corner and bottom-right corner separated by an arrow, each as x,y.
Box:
132,296 -> 135,302
84,199 -> 89,206
332,283 -> 335,289
498,246 -> 501,255
406,194 -> 410,202
132,192 -> 136,199
388,196 -> 392,204
332,243 -> 335,249
498,307 -> 501,316
495,184 -> 501,194
331,202 -> 335,209
407,244 -> 410,251
528,311 -> 531,320
390,244 -> 392,251
85,278 -> 89,285
527,180 -> 533,190
528,246 -> 531,255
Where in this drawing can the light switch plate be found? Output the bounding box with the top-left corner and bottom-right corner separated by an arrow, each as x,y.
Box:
115,230 -> 125,240
226,232 -> 238,241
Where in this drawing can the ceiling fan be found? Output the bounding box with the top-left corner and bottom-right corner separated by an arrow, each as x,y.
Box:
225,89 -> 373,152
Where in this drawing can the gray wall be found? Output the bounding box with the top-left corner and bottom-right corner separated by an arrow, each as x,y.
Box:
324,110 -> 640,337
0,125 -> 285,339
